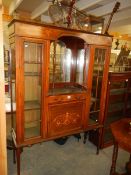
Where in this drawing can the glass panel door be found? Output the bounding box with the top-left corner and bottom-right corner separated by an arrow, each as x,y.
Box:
24,41 -> 42,139
89,48 -> 106,124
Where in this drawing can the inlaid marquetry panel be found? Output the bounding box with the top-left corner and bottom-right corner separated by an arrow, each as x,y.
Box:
48,102 -> 84,137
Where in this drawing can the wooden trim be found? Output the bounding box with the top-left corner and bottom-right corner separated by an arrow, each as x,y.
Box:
8,19 -> 112,46
0,5 -> 7,175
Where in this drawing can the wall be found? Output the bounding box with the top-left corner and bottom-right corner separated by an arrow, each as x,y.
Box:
112,38 -> 131,50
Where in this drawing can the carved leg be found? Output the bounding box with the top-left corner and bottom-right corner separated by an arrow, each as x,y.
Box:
110,142 -> 118,175
16,148 -> 21,175
83,131 -> 88,144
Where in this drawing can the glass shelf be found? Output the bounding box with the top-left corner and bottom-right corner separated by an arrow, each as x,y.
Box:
24,61 -> 42,64
48,86 -> 86,95
89,117 -> 98,125
25,119 -> 41,124
110,88 -> 127,95
24,123 -> 41,139
24,72 -> 41,76
24,101 -> 41,110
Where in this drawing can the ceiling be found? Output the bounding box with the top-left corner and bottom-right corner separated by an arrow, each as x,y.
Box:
3,0 -> 131,35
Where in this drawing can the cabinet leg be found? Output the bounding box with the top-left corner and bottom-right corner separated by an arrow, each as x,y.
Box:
13,149 -> 16,164
96,128 -> 101,155
125,154 -> 131,175
16,148 -> 21,175
83,131 -> 88,144
110,142 -> 118,175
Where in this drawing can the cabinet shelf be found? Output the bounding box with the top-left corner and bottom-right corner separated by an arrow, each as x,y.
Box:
48,86 -> 86,95
24,72 -> 41,76
93,74 -> 103,78
4,61 -> 9,64
24,61 -> 42,64
25,125 -> 40,139
25,120 -> 41,124
24,101 -> 41,110
94,63 -> 104,66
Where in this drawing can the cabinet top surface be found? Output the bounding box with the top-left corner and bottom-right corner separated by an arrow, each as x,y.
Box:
110,118 -> 131,152
9,19 -> 111,36
9,19 -> 112,42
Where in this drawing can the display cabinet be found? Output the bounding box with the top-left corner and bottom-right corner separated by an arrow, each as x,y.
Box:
89,72 -> 131,148
8,19 -> 112,175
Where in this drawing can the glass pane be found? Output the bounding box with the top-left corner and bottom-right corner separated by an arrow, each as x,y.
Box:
24,41 -> 42,139
89,48 -> 106,124
24,110 -> 41,138
49,37 -> 89,95
76,49 -> 85,83
50,41 -> 71,83
104,129 -> 113,143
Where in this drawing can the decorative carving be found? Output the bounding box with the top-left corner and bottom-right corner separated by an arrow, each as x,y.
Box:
53,112 -> 81,128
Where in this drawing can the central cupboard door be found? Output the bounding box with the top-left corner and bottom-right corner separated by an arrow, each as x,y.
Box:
48,101 -> 85,137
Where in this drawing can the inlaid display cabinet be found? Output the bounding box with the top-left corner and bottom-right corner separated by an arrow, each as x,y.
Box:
8,19 -> 112,175
89,71 -> 131,148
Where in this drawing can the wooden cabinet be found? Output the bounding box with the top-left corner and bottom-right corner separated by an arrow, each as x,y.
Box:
89,72 -> 131,148
8,19 -> 112,175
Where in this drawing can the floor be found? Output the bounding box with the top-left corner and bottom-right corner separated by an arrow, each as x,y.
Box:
7,135 -> 129,175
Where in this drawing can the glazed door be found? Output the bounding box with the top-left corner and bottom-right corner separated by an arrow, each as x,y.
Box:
16,37 -> 46,144
89,46 -> 111,125
24,41 -> 43,140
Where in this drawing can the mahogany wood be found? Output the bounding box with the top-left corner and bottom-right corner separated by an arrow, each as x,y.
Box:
110,118 -> 131,175
8,19 -> 112,175
90,72 -> 131,149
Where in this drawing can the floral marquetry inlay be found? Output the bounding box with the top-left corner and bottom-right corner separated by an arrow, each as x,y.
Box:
53,112 -> 81,128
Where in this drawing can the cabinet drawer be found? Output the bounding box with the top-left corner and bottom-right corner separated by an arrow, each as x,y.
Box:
48,94 -> 86,104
